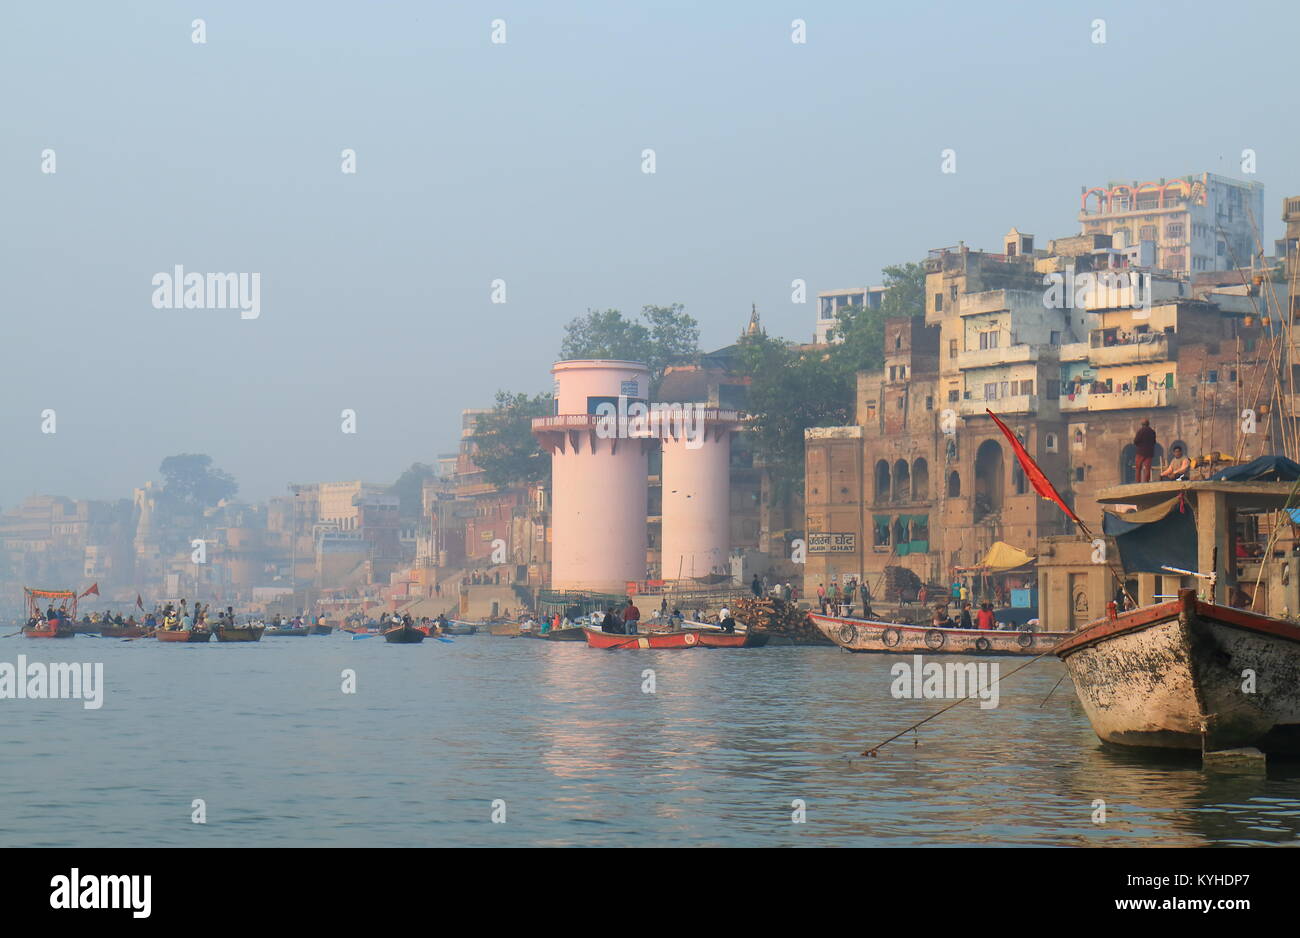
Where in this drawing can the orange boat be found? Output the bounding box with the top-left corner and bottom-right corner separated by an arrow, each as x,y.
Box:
22,587 -> 78,638
688,628 -> 770,648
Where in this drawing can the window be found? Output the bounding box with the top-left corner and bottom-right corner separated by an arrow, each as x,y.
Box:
950,285 -> 958,301
1075,466 -> 1085,482
949,339 -> 958,359
1167,223 -> 1184,239
979,331 -> 1000,350
1019,380 -> 1034,395
934,293 -> 943,312
984,382 -> 999,401
925,396 -> 934,411
1217,242 -> 1226,257
1050,331 -> 1060,345
948,389 -> 959,402
1207,370 -> 1218,384
1140,225 -> 1157,242
1045,433 -> 1058,453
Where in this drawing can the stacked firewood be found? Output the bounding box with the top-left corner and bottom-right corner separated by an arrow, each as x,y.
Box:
732,597 -> 834,645
882,565 -> 921,603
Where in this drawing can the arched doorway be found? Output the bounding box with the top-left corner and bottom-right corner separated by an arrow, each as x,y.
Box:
1120,443 -> 1164,483
947,471 -> 961,497
974,439 -> 1004,522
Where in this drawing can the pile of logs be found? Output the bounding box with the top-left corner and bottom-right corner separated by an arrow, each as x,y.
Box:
732,596 -> 833,645
882,565 -> 922,603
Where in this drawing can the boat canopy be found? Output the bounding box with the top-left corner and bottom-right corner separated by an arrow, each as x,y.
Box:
1103,495 -> 1197,574
979,541 -> 1035,571
1210,455 -> 1300,482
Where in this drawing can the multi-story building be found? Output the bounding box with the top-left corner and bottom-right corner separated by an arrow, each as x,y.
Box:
1079,172 -> 1264,275
805,225 -> 1276,630
815,286 -> 886,344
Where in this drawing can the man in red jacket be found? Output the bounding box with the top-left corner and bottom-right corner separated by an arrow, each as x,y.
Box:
975,602 -> 996,630
621,599 -> 641,635
1134,419 -> 1157,483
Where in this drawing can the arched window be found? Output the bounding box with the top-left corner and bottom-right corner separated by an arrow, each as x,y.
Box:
1045,432 -> 1058,453
912,458 -> 930,500
874,460 -> 891,503
893,459 -> 911,502
948,471 -> 961,497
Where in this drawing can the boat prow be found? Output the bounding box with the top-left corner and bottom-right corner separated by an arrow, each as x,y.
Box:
1056,588 -> 1300,754
383,625 -> 425,643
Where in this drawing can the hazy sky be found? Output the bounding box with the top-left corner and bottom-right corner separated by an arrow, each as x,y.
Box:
3,1 -> 1297,508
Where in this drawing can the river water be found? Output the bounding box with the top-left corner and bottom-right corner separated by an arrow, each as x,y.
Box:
3,634 -> 1299,847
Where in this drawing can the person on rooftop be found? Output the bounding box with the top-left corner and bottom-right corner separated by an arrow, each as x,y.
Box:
1160,444 -> 1191,481
1134,419 -> 1157,483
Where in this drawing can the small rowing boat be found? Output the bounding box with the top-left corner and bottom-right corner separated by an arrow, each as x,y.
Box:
156,628 -> 212,643
215,625 -> 264,643
264,625 -> 310,637
383,625 -> 425,644
582,627 -> 701,649
100,623 -> 149,638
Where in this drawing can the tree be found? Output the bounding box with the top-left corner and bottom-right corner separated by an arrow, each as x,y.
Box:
469,391 -> 554,488
560,304 -> 699,393
734,333 -> 853,496
158,454 -> 238,509
390,463 -> 436,520
878,261 -> 927,319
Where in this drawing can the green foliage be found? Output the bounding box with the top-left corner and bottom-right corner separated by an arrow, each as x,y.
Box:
734,333 -> 853,495
560,304 -> 700,393
878,262 -> 927,319
158,454 -> 238,509
826,261 -> 927,376
469,391 -> 554,488
390,463 -> 436,519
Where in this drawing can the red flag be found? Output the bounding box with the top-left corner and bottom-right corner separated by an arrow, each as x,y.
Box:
986,410 -> 1083,526
136,594 -> 144,610
79,583 -> 100,598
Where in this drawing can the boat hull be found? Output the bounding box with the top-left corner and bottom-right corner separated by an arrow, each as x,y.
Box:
22,623 -> 76,638
582,627 -> 700,649
810,613 -> 1066,656
264,628 -> 310,637
443,622 -> 477,635
215,626 -> 264,643
100,624 -> 148,638
1056,590 -> 1300,754
308,624 -> 333,635
384,626 -> 425,644
690,629 -> 770,648
156,629 -> 212,643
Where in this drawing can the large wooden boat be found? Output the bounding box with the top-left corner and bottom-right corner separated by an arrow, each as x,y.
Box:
22,620 -> 76,638
1056,589 -> 1300,754
582,627 -> 700,649
308,623 -> 333,635
383,625 -> 425,644
156,628 -> 212,643
215,625 -> 265,643
810,612 -> 1066,655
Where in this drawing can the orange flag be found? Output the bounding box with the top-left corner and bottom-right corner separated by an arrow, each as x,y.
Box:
79,583 -> 100,598
986,410 -> 1083,526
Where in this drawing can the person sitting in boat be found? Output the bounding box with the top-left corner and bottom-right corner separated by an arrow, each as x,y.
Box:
670,608 -> 684,628
600,608 -> 624,634
45,604 -> 57,621
975,603 -> 996,630
720,613 -> 737,634
959,602 -> 974,629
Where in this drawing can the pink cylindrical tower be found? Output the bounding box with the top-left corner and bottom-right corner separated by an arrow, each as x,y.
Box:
659,410 -> 739,581
533,360 -> 650,593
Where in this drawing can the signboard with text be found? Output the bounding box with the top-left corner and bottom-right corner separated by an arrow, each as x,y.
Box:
808,532 -> 856,554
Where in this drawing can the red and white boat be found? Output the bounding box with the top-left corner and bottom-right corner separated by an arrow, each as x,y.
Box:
810,612 -> 1067,655
21,587 -> 78,638
1055,588 -> 1300,754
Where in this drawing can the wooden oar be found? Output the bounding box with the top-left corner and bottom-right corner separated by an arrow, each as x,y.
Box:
3,630 -> 22,638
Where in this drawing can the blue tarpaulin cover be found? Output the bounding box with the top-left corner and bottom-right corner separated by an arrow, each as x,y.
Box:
1209,455 -> 1300,482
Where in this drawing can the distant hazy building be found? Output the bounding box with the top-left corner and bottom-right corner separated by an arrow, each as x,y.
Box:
1079,172 -> 1264,275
